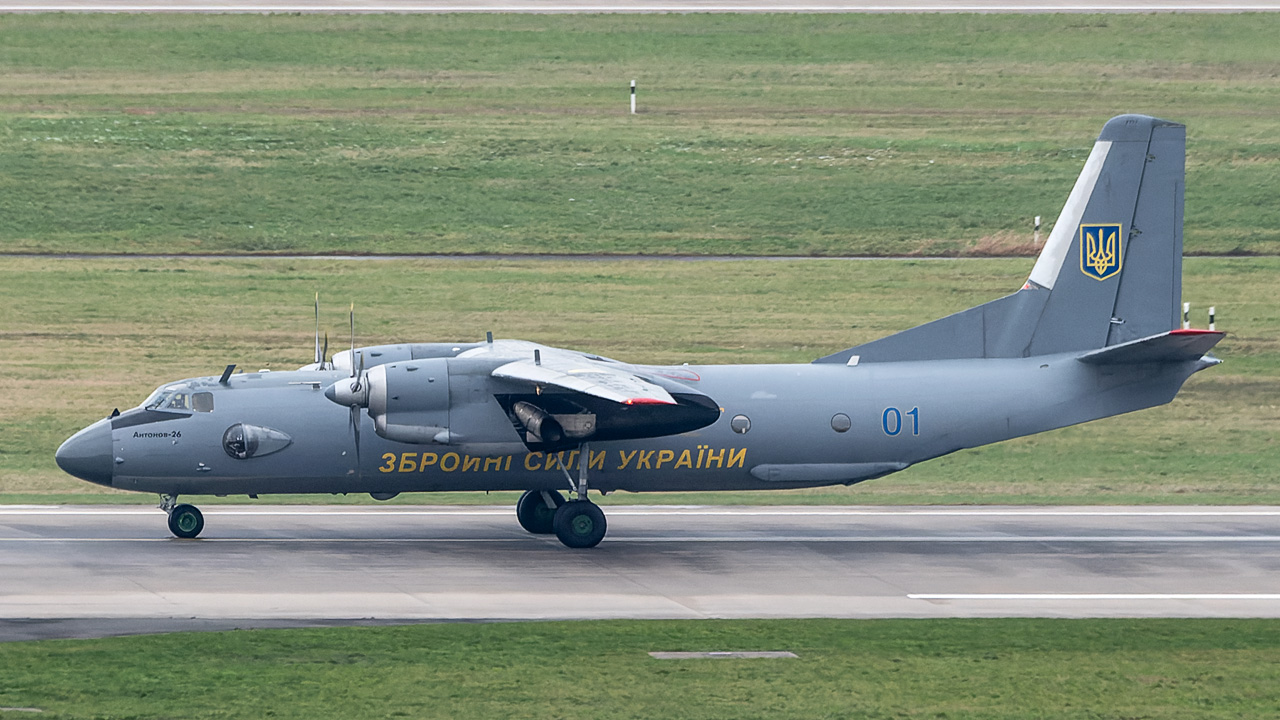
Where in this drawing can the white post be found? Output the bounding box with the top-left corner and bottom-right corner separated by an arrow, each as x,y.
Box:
1209,306 -> 1216,331
1034,215 -> 1041,245
1183,302 -> 1191,330
630,79 -> 636,114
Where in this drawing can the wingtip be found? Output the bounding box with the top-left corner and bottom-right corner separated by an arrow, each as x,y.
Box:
624,397 -> 677,406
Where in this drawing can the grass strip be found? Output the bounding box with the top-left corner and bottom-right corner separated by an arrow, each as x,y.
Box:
1,618 -> 1277,719
1,14 -> 1279,256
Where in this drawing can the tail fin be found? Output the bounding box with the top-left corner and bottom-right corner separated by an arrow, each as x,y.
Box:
816,114 -> 1186,365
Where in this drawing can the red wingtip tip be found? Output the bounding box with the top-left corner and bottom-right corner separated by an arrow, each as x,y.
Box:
624,397 -> 676,406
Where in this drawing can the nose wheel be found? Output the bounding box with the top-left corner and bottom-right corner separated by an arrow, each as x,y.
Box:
160,495 -> 204,539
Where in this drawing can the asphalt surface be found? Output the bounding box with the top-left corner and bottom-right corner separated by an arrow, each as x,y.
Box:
2,1 -> 1279,12
3,504 -> 1279,640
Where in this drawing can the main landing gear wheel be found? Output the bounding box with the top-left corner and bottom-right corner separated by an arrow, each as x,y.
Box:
167,503 -> 204,539
516,489 -> 565,535
553,500 -> 607,549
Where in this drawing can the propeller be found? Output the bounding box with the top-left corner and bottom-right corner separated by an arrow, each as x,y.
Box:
348,398 -> 363,480
313,292 -> 322,366
310,294 -> 333,370
349,303 -> 366,392
346,302 -> 363,479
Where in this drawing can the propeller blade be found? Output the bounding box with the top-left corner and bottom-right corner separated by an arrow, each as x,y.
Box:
314,292 -> 321,365
352,351 -> 365,393
348,402 -> 363,480
349,302 -> 356,379
321,332 -> 330,370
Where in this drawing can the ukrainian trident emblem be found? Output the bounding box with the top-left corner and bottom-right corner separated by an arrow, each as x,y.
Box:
1080,223 -> 1123,281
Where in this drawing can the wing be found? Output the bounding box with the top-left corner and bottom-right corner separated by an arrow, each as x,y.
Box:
492,356 -> 676,406
485,345 -> 720,450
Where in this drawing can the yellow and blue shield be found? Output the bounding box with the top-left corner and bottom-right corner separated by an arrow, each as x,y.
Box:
1079,223 -> 1123,281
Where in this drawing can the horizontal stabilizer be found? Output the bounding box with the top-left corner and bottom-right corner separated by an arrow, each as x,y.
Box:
1076,329 -> 1223,365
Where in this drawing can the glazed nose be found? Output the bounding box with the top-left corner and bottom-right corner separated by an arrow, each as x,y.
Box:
55,418 -> 114,487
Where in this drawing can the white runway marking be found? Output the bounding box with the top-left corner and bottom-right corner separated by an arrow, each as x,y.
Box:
910,593 -> 1280,600
650,651 -> 799,659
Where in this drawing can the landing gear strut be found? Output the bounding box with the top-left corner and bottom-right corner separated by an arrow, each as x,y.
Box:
160,494 -> 204,539
546,442 -> 607,549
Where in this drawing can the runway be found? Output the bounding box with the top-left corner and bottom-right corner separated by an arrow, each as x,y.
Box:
2,505 -> 1279,640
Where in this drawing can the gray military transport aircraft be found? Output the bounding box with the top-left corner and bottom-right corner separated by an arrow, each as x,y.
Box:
57,114 -> 1222,548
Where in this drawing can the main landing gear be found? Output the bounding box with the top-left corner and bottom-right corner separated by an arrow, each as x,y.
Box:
516,489 -> 565,534
160,494 -> 204,539
516,443 -> 608,549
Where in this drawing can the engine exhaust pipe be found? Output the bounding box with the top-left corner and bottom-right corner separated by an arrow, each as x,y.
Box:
513,401 -> 563,444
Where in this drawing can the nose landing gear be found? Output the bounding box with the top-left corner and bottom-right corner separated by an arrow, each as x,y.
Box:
160,494 -> 204,539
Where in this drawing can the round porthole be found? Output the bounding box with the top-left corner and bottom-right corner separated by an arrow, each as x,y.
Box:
222,423 -> 293,460
730,414 -> 751,434
831,413 -> 851,433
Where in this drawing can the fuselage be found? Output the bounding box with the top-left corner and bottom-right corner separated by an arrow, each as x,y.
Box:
61,349 -> 1203,498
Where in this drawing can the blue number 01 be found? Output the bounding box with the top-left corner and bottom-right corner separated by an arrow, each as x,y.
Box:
882,407 -> 920,437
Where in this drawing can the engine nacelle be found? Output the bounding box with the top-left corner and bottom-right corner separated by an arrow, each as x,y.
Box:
364,359 -> 451,444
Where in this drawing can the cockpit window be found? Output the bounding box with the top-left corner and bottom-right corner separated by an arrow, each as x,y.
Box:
143,386 -> 200,413
163,393 -> 191,411
192,392 -> 214,413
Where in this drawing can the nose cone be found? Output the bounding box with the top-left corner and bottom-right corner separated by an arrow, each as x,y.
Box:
55,418 -> 114,487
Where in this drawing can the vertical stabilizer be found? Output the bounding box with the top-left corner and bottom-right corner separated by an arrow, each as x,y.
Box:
815,114 -> 1185,365
1025,114 -> 1185,354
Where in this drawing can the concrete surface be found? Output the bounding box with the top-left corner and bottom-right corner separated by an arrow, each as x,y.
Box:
3,505 -> 1279,639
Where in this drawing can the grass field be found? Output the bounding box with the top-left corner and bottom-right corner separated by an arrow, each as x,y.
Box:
1,618 -> 1277,719
1,14 -> 1279,256
3,255 -> 1276,505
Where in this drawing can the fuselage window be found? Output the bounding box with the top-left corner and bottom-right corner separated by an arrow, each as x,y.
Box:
192,392 -> 215,412
223,423 -> 293,460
